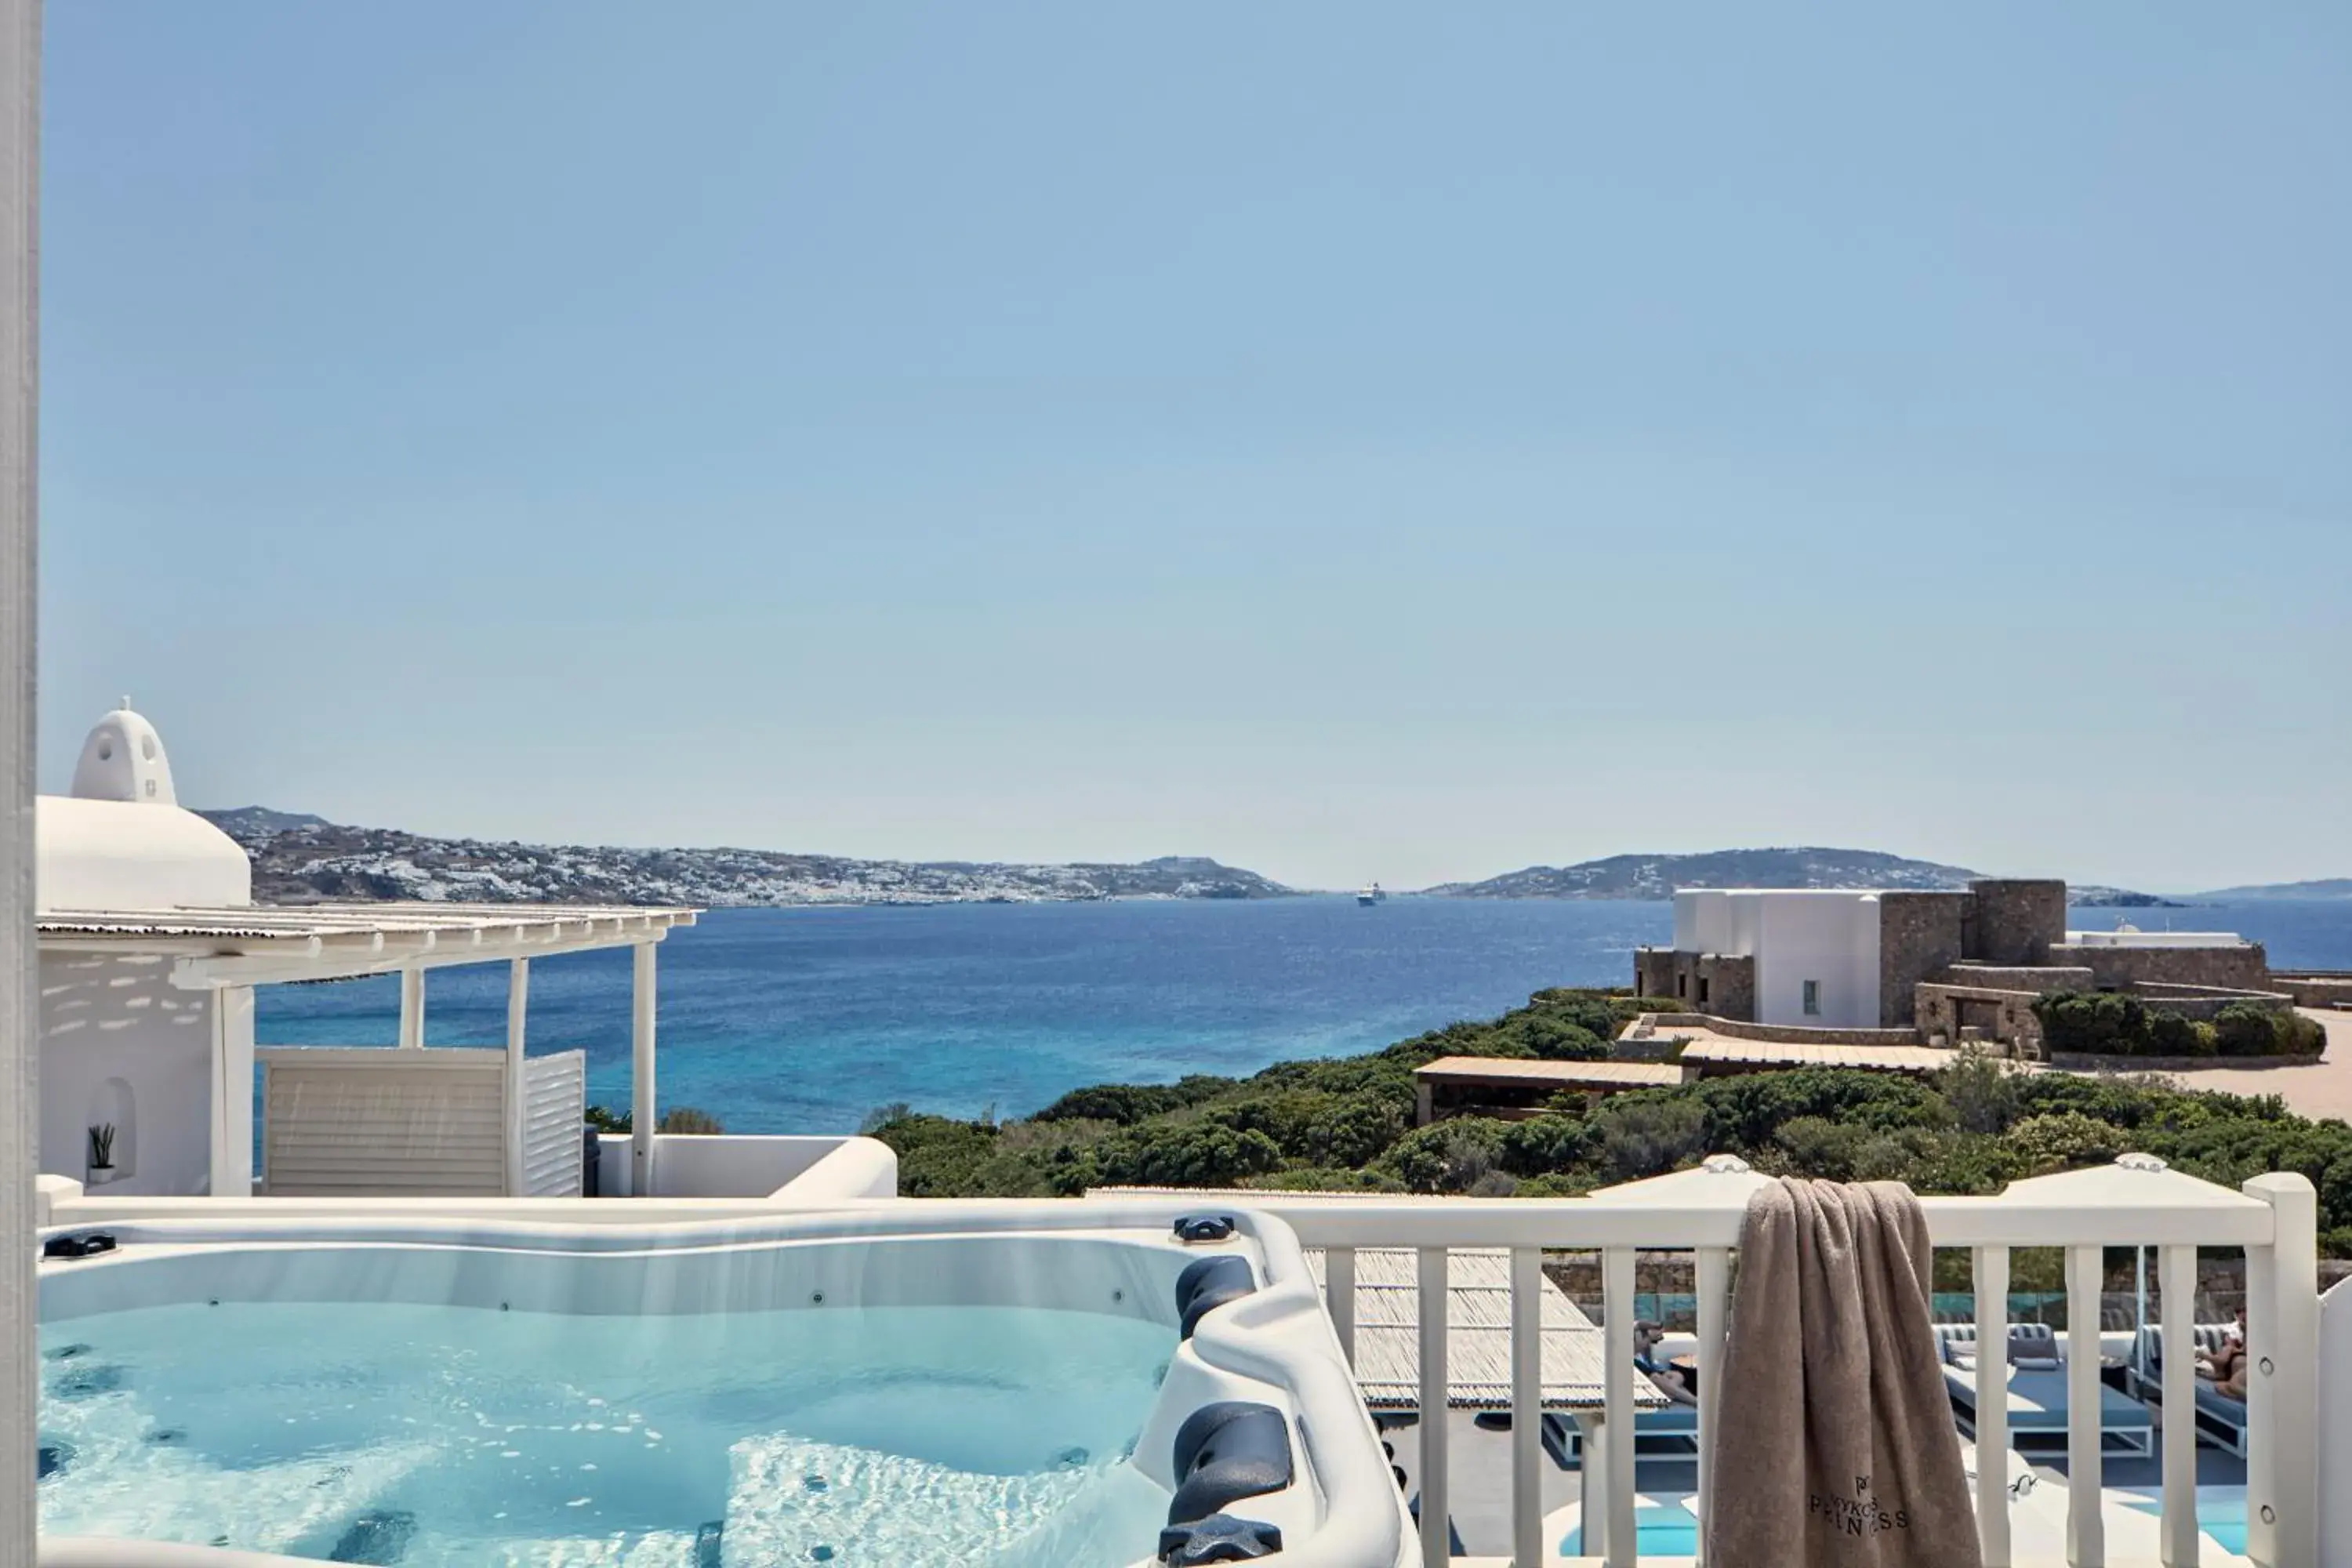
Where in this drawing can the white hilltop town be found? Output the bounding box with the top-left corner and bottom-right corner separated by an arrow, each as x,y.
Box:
198,808 -> 1296,907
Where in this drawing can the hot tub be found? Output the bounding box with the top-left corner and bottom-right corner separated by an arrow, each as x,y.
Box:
36,1203 -> 1408,1568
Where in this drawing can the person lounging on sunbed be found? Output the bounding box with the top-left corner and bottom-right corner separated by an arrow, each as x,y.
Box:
1633,1320 -> 1699,1407
2198,1309 -> 2249,1401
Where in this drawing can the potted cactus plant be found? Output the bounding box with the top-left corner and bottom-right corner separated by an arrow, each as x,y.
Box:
86,1123 -> 115,1176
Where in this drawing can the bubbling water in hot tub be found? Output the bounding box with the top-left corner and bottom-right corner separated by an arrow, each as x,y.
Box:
39,1296 -> 1178,1566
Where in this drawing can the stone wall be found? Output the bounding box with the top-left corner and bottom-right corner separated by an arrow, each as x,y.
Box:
1634,949 -> 1675,1003
1633,950 -> 1755,1020
1640,1011 -> 1925,1046
2270,971 -> 2352,1008
2050,941 -> 2271,992
1876,891 -> 1971,1028
1966,879 -> 2067,965
1913,984 -> 2044,1047
1939,963 -> 2093,994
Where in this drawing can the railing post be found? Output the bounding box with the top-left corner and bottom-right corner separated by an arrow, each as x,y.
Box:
1327,1245 -> 1356,1367
1417,1246 -> 1449,1568
1973,1244 -> 2011,1568
2158,1243 -> 2198,1568
2245,1173 -> 2319,1568
1694,1244 -> 1730,1562
1602,1246 -> 1635,1568
1510,1246 -> 1542,1568
2064,1243 -> 2106,1567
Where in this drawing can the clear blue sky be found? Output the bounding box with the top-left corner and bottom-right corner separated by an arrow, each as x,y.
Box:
34,3 -> 2350,893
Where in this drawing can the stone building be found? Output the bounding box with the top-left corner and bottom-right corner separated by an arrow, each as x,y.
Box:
1634,878 -> 2285,1045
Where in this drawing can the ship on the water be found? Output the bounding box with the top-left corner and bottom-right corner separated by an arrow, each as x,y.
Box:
1356,882 -> 1386,906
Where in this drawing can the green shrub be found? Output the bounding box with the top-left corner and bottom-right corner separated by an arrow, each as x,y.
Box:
2285,1011 -> 2328,1054
1098,1121 -> 1283,1187
2209,1002 -> 2321,1058
2145,1011 -> 2216,1056
1499,1113 -> 1598,1177
1687,1069 -> 1950,1151
870,1112 -> 1001,1196
2033,992 -> 2149,1054
2034,992 -> 2300,1058
1512,1015 -> 1609,1061
1592,1094 -> 1710,1182
1033,1076 -> 1236,1124
1774,1116 -> 1864,1180
1302,1094 -> 1409,1167
2212,1003 -> 2278,1058
1517,1171 -> 1599,1197
2007,1112 -> 2128,1173
1936,1049 -> 2023,1134
1381,1118 -> 1512,1194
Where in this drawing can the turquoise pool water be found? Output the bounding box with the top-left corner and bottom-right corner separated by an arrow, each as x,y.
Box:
2124,1493 -> 2248,1555
39,1300 -> 1177,1566
1560,1501 -> 1700,1557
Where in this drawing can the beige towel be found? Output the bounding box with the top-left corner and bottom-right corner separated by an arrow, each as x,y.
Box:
1708,1178 -> 1979,1568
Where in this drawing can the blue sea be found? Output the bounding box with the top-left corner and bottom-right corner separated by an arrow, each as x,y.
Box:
256,898 -> 2352,1135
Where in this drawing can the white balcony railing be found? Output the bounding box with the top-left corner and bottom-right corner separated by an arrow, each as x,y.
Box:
1232,1156 -> 2318,1568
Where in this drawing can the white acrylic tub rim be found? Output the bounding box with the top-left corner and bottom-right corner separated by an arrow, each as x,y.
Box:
34,1199 -> 1410,1568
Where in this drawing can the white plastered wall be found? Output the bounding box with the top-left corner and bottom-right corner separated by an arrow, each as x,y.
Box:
1750,892 -> 1882,1029
38,952 -> 238,1196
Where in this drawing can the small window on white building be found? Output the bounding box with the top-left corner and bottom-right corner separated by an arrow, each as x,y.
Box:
1802,980 -> 1820,1016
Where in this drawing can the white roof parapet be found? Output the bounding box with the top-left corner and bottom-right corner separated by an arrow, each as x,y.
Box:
34,901 -> 699,988
1585,1156 -> 1774,1209
1997,1152 -> 2270,1214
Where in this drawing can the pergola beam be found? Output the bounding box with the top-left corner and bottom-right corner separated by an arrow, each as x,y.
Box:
163,919 -> 685,990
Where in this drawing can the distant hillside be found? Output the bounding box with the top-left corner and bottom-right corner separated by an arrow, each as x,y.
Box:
1429,849 -> 2184,903
1425,848 -> 1980,899
195,811 -> 1294,906
2191,877 -> 2352,902
2070,886 -> 2188,909
201,805 -> 335,836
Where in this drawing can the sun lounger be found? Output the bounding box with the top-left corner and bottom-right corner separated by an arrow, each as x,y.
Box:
1933,1319 -> 2154,1455
2127,1323 -> 2250,1457
1541,1406 -> 1700,1461
1940,1363 -> 2154,1457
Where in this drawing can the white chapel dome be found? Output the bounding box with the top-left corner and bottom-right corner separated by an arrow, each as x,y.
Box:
71,697 -> 178,805
38,703 -> 250,910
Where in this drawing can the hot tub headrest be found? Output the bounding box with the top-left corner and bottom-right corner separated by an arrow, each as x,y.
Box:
1159,1512 -> 1283,1563
1167,1400 -> 1293,1528
1174,1254 -> 1257,1339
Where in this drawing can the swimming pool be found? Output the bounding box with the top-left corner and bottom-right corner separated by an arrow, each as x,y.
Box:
38,1207 -> 1409,1568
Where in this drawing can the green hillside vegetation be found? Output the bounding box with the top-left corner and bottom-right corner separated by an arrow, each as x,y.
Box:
865,988 -> 2352,1256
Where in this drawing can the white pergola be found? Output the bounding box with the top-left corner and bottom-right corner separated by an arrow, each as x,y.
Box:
37,902 -> 696,1196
